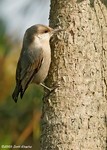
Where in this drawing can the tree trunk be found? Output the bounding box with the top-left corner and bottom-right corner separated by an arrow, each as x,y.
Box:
40,0 -> 107,149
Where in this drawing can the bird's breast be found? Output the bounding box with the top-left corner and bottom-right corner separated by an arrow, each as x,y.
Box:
32,45 -> 51,84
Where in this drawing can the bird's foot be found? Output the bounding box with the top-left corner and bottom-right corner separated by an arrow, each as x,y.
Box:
42,83 -> 60,99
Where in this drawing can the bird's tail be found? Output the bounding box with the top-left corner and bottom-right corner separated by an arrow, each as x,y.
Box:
12,85 -> 20,103
12,83 -> 26,103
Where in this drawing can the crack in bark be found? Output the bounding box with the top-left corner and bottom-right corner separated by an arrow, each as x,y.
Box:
69,29 -> 75,43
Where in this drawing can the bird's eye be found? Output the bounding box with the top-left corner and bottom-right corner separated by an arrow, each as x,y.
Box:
44,30 -> 48,33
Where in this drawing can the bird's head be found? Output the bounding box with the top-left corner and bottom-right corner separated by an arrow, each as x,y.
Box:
23,24 -> 63,49
24,24 -> 52,43
24,24 -> 62,43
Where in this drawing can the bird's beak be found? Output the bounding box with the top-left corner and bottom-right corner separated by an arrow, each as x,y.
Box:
50,28 -> 63,37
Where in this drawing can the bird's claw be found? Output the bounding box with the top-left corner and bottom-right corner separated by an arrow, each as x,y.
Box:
43,83 -> 60,99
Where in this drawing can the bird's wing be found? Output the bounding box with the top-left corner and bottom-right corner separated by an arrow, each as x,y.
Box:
16,47 -> 43,98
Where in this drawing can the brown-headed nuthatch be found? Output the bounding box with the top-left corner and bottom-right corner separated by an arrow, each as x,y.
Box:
12,24 -> 59,103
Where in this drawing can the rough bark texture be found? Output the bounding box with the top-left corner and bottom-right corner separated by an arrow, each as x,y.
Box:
40,0 -> 107,150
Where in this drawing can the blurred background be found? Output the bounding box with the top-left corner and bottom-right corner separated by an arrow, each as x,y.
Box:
0,0 -> 50,149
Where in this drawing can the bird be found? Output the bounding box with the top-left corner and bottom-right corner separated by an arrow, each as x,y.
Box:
12,24 -> 58,103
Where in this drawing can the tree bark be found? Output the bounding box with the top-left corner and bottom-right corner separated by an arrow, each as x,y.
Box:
40,0 -> 107,149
